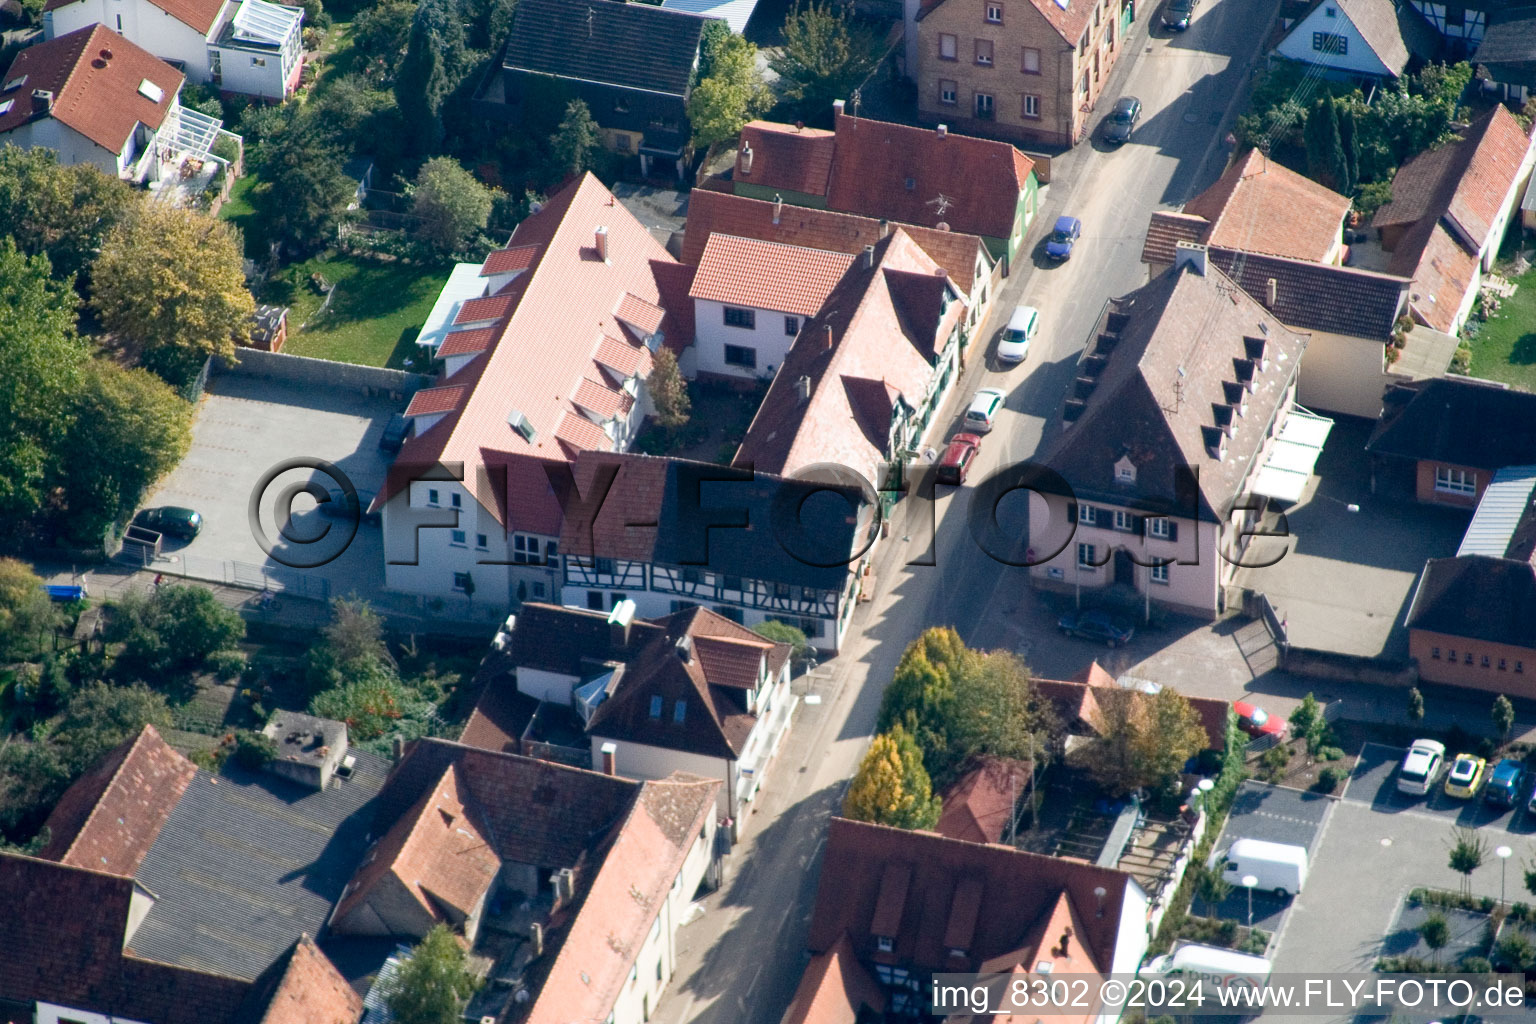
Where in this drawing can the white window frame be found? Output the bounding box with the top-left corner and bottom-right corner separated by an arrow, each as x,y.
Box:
1077,543 -> 1097,569
1113,509 -> 1133,532
1148,517 -> 1171,539
1150,562 -> 1170,584
1078,504 -> 1096,525
1434,466 -> 1477,495
986,2 -> 1003,21
1023,93 -> 1040,118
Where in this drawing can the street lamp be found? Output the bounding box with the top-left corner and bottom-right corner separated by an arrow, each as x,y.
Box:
1242,874 -> 1258,928
1498,845 -> 1513,907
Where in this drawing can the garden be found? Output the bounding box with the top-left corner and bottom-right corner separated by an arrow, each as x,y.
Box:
1465,255 -> 1536,391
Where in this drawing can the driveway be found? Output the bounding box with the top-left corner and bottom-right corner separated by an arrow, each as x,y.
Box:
1197,781 -> 1332,934
137,372 -> 404,602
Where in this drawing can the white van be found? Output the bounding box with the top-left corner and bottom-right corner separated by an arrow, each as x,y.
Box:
997,305 -> 1040,364
1218,837 -> 1308,897
1143,943 -> 1272,994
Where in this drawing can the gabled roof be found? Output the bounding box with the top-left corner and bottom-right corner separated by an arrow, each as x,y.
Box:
38,723 -> 196,876
560,450 -> 866,589
734,230 -> 964,485
689,233 -> 856,316
1035,254 -> 1309,521
481,244 -> 540,275
807,818 -> 1136,973
1181,149 -> 1349,262
935,759 -> 1029,846
45,0 -> 227,35
1407,555 -> 1536,648
682,188 -> 993,294
1140,211 -> 1211,266
240,934 -> 363,1024
778,933 -> 886,1024
1477,9 -> 1536,87
1367,376 -> 1536,471
736,120 -> 838,197
0,25 -> 183,152
1283,0 -> 1439,75
509,601 -> 661,675
1207,246 -> 1408,340
502,0 -> 706,98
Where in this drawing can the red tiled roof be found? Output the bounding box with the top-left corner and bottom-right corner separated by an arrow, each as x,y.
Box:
682,188 -> 992,292
978,892 -> 1102,1024
453,292 -> 515,324
735,119 -> 837,196
935,758 -> 1030,845
778,933 -> 886,1024
38,723 -> 196,877
1182,148 -> 1349,262
0,26 -> 183,153
555,410 -> 612,455
481,243 -> 541,275
524,773 -> 719,1024
689,233 -> 855,316
404,383 -> 467,416
616,291 -> 665,335
435,327 -> 496,358
1139,210 -> 1211,265
46,0 -> 226,36
1017,0 -> 1093,43
573,377 -> 631,419
1395,221 -> 1479,333
693,634 -> 769,689
822,113 -> 1034,242
649,259 -> 697,354
250,935 -> 362,1024
594,333 -> 653,379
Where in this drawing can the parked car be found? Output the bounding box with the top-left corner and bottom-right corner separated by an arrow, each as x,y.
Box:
379,413 -> 412,453
1219,838 -> 1308,898
1443,753 -> 1487,800
936,433 -> 982,485
964,387 -> 1007,433
1485,757 -> 1525,808
1104,96 -> 1142,144
1045,216 -> 1081,261
1057,609 -> 1135,647
997,305 -> 1040,364
1162,0 -> 1197,29
1396,738 -> 1446,796
1234,700 -> 1286,739
320,487 -> 381,525
135,506 -> 203,540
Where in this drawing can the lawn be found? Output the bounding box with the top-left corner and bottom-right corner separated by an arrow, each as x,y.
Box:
259,254 -> 449,368
220,173 -> 262,258
1468,264 -> 1536,391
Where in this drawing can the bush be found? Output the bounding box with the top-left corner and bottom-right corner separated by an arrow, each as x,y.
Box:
1314,766 -> 1347,793
1261,744 -> 1289,781
1460,955 -> 1493,974
234,730 -> 278,770
1239,928 -> 1270,956
1512,901 -> 1530,922
207,648 -> 247,681
1316,745 -> 1344,761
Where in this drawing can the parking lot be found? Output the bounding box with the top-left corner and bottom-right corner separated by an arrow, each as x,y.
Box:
139,372 -> 404,601
1199,782 -> 1332,934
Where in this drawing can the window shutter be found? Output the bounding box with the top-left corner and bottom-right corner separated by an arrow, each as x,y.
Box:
1168,520 -> 1179,542
1134,515 -> 1146,536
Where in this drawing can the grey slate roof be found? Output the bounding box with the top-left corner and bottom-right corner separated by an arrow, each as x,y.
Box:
1457,465 -> 1536,558
1476,8 -> 1536,88
128,752 -> 389,981
1407,555 -> 1536,648
1367,377 -> 1536,471
502,0 -> 705,98
1207,246 -> 1408,341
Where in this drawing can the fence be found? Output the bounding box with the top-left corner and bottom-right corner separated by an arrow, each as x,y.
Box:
118,547 -> 332,602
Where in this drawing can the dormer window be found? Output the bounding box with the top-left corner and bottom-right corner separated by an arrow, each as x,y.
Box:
877,936 -> 894,952
948,947 -> 967,958
649,695 -> 663,718
1114,455 -> 1136,484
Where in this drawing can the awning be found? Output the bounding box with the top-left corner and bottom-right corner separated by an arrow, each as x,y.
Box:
1249,407 -> 1333,502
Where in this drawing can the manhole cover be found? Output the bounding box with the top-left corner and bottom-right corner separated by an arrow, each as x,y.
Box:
1182,112 -> 1202,124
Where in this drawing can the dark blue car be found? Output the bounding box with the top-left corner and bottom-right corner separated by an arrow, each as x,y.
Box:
1486,757 -> 1524,808
1058,608 -> 1135,647
1045,216 -> 1081,260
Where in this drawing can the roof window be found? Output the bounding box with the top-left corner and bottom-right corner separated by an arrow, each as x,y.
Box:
3,74 -> 25,92
137,78 -> 164,103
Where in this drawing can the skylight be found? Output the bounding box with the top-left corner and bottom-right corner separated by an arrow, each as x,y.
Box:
137,78 -> 164,103
3,74 -> 25,92
0,100 -> 11,116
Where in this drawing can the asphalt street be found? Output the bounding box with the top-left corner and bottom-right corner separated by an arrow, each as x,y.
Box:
651,0 -> 1283,1020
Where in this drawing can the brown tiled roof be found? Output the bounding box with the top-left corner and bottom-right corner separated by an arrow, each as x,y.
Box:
481,244 -> 540,275
453,292 -> 517,324
649,259 -> 697,354
616,292 -> 665,335
689,234 -> 856,316
1407,555 -> 1536,649
681,188 -> 993,289
1304,0 -> 1439,75
735,120 -> 837,196
778,933 -> 886,1024
436,327 -> 496,358
39,723 -> 196,877
1182,149 -> 1349,262
734,230 -> 964,485
1035,256 -> 1308,523
1033,678 -> 1103,732
0,26 -> 183,152
45,0 -> 225,35
693,635 -> 769,689
1392,220 -> 1479,333
561,452 -> 673,562
935,758 -> 1030,845
1207,246 -> 1408,340
459,656 -> 539,754
244,935 -> 362,1024
1140,211 -> 1211,265
507,602 -> 659,675
977,890 -> 1101,1017
403,384 -> 466,416
332,763 -> 499,934
525,772 -> 718,1024
1038,672 -> 1228,749
822,113 -> 1034,242
807,818 -> 1136,973
1022,0 -> 1093,44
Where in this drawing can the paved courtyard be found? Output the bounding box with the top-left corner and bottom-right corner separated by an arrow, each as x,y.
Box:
1199,782 -> 1332,934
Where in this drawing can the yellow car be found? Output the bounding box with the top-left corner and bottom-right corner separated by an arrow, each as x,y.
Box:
1443,754 -> 1487,800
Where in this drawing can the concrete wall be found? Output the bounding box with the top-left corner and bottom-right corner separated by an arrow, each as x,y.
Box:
1280,643 -> 1418,687
1297,329 -> 1388,419
1411,627 -> 1536,694
219,348 -> 431,397
692,297 -> 800,380
333,872 -> 437,937
518,667 -> 579,705
591,735 -> 735,818
6,116 -> 119,177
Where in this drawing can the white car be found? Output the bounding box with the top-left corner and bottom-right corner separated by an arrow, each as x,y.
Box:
1397,738 -> 1446,796
997,305 -> 1040,364
964,388 -> 1007,433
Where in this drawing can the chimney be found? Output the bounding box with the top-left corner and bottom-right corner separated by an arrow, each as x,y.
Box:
528,921 -> 545,957
863,244 -> 876,268
391,736 -> 404,761
1059,927 -> 1072,956
825,323 -> 835,350
878,218 -> 889,239
936,221 -> 950,232
796,375 -> 812,403
675,634 -> 693,662
936,123 -> 947,138
594,226 -> 609,262
31,88 -> 53,113
772,193 -> 783,225
1265,277 -> 1278,309
558,867 -> 575,901
832,98 -> 845,117
1174,241 -> 1207,277
608,598 -> 634,648
600,742 -> 617,776
740,143 -> 753,175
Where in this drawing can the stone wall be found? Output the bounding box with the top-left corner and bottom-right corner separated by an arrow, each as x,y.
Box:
219,349 -> 431,398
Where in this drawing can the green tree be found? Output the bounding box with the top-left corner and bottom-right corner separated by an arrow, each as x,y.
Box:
687,30 -> 772,148
1304,98 -> 1346,191
877,626 -> 981,764
1196,865 -> 1232,906
56,362 -> 192,543
1336,100 -> 1360,194
842,725 -> 941,829
1448,827 -> 1488,898
410,157 -> 494,255
769,0 -> 883,124
310,672 -> 422,740
938,650 -> 1051,786
0,241 -> 90,527
394,0 -> 470,155
1288,692 -> 1326,753
0,147 -> 136,282
1419,912 -> 1450,967
549,99 -> 601,178
385,925 -> 480,1024
1084,688 -> 1208,797
0,743 -> 68,841
752,619 -> 809,664
91,204 -> 254,390
649,348 -> 692,429
107,586 -> 246,679
1495,932 -> 1536,972
52,682 -> 173,774
248,113 -> 355,256
1493,694 -> 1516,743
310,74 -> 400,152
352,0 -> 418,84
0,558 -> 61,660
1407,686 -> 1425,722
308,596 -> 395,691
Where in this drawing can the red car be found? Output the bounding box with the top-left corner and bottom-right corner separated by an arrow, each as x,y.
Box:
936,433 -> 982,484
1234,700 -> 1286,739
